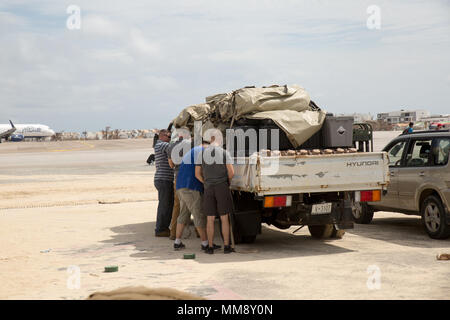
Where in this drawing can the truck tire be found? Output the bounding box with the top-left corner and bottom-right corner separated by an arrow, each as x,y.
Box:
421,195 -> 450,239
331,226 -> 346,239
308,224 -> 334,239
272,221 -> 290,230
241,235 -> 257,243
352,202 -> 374,224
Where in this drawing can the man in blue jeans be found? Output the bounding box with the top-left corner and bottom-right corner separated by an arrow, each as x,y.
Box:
154,129 -> 174,237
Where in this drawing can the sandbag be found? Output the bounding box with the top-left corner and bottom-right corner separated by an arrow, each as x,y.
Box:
87,286 -> 205,300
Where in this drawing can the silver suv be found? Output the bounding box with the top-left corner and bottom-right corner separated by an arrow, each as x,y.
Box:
353,130 -> 450,239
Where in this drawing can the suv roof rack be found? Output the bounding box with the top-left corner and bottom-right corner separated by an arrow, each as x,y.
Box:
400,129 -> 450,135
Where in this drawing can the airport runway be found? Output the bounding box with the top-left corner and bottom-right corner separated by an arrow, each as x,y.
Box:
1,132 -> 449,300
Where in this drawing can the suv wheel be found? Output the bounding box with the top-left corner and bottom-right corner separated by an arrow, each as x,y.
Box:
352,202 -> 374,224
421,195 -> 450,239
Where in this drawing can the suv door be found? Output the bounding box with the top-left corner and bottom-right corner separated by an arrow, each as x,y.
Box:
376,139 -> 408,210
398,137 -> 434,211
429,137 -> 450,209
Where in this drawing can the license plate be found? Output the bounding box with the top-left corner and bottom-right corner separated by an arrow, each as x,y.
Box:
311,203 -> 332,215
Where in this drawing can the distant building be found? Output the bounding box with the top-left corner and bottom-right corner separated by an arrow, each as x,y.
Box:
353,113 -> 374,123
377,109 -> 430,124
420,114 -> 450,124
335,113 -> 373,122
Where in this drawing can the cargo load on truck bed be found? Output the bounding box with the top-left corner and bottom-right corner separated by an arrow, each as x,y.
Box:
172,84 -> 328,149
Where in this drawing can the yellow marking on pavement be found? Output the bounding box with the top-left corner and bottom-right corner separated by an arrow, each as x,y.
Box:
49,141 -> 95,152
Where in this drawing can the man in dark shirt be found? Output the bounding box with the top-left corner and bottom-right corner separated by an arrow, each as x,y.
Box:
195,136 -> 235,254
154,129 -> 174,237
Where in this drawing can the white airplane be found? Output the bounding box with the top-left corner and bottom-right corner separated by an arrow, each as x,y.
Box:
0,121 -> 55,142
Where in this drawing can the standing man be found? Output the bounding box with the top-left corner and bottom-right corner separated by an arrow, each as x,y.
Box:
195,135 -> 235,254
167,129 -> 192,240
154,129 -> 174,237
173,144 -> 219,251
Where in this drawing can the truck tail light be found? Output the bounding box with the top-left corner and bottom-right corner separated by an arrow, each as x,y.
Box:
264,195 -> 292,208
356,190 -> 381,202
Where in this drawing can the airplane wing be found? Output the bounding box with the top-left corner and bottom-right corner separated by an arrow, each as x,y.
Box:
0,120 -> 17,141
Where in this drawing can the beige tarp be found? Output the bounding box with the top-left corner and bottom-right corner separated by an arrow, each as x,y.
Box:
172,103 -> 210,128
247,109 -> 327,148
205,92 -> 234,120
234,85 -> 310,118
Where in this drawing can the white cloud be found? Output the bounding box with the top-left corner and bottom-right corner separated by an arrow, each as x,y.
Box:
0,0 -> 449,131
129,28 -> 161,56
0,11 -> 27,28
89,49 -> 134,64
82,14 -> 124,37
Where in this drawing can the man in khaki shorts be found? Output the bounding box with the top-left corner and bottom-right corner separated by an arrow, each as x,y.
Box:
168,129 -> 193,240
173,144 -> 221,251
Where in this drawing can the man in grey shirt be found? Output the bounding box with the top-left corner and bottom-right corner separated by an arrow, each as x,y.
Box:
195,136 -> 234,254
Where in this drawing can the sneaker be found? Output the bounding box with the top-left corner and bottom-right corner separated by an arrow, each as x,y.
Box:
204,246 -> 214,254
224,245 -> 234,254
201,243 -> 221,251
155,230 -> 170,237
174,242 -> 186,251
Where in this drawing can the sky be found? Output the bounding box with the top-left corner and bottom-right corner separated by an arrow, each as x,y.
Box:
0,0 -> 449,132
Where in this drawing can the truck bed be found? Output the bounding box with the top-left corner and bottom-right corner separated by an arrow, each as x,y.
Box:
231,152 -> 390,195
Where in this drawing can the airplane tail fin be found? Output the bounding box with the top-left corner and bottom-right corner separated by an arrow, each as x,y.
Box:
9,120 -> 15,128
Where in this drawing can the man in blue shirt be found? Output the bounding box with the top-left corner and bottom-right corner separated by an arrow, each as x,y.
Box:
404,122 -> 414,134
173,144 -> 221,251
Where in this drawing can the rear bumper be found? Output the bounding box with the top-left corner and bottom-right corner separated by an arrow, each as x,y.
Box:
298,200 -> 354,229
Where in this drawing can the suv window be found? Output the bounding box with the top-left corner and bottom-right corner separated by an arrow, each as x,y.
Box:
433,138 -> 450,166
386,140 -> 407,167
405,139 -> 433,167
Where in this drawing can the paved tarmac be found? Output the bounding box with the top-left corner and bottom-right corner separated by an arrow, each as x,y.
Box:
0,132 -> 449,300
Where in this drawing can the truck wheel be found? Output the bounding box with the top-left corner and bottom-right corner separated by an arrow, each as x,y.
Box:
331,226 -> 346,239
308,224 -> 334,239
352,202 -> 374,224
421,195 -> 450,239
272,221 -> 290,230
241,235 -> 257,243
